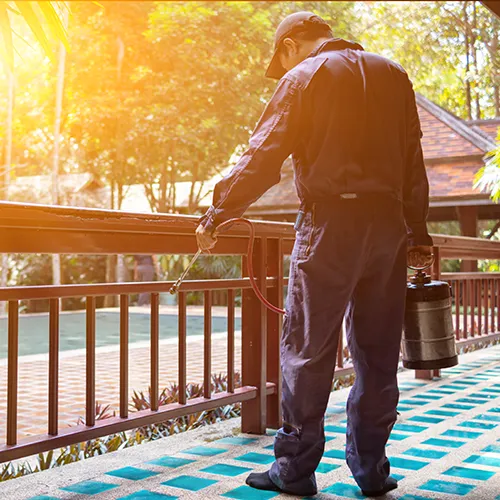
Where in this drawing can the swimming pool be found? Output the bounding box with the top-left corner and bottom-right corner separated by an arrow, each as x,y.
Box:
0,311 -> 242,358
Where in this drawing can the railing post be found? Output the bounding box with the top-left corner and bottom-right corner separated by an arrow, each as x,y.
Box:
241,237 -> 267,434
266,237 -> 283,430
415,246 -> 442,380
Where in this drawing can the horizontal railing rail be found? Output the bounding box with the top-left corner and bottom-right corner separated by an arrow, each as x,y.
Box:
0,201 -> 499,463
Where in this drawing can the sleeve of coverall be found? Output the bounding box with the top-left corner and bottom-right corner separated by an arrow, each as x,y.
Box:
198,77 -> 301,234
402,76 -> 434,248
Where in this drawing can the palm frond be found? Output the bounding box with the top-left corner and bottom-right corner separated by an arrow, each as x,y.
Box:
0,3 -> 14,71
36,2 -> 69,51
0,1 -> 70,72
14,2 -> 54,61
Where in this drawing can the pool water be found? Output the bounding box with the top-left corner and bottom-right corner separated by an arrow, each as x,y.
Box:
0,311 -> 242,358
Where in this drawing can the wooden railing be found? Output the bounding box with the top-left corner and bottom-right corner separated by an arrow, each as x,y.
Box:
0,201 -> 499,463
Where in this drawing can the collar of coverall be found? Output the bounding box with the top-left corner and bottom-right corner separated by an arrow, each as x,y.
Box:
267,37 -> 365,80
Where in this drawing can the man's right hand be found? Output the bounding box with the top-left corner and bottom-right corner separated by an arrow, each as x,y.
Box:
407,245 -> 433,269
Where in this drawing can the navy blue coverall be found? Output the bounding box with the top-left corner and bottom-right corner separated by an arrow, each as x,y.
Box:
199,38 -> 433,493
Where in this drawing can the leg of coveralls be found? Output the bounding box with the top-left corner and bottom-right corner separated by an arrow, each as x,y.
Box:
268,204 -> 366,494
345,203 -> 408,493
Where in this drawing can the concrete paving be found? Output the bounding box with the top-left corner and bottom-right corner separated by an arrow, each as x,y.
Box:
2,345 -> 500,500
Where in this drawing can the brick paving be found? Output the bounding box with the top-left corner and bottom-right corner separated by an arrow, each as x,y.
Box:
0,306 -> 242,443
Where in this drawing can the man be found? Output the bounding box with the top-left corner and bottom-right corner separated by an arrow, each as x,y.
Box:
133,255 -> 159,305
196,11 -> 433,498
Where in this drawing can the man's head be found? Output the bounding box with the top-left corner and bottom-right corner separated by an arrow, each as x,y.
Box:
266,11 -> 333,80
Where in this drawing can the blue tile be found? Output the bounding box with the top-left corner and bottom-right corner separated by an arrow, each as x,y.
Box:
222,486 -> 279,499
321,482 -> 364,498
482,388 -> 500,394
324,425 -> 347,434
469,393 -> 497,399
326,406 -> 345,415
399,399 -> 429,406
409,415 -> 444,424
422,438 -> 466,448
397,405 -> 414,412
118,491 -> 178,500
162,475 -> 217,491
401,448 -> 448,459
489,407 -> 500,413
425,409 -> 459,417
428,389 -> 455,395
106,467 -> 159,481
451,380 -> 478,386
441,384 -> 467,390
393,423 -> 428,433
456,398 -> 487,405
325,435 -> 336,442
390,457 -> 429,470
411,394 -> 442,400
441,429 -> 483,439
458,420 -> 497,430
28,497 -> 60,500
264,444 -> 274,450
61,481 -> 119,495
392,473 -> 405,481
201,464 -> 252,477
235,452 -> 274,465
388,432 -> 410,441
443,466 -> 495,481
442,403 -> 475,410
418,479 -> 475,496
464,455 -> 500,467
324,449 -> 345,459
482,444 -> 500,453
398,496 -> 431,500
216,437 -> 258,446
147,456 -> 195,468
317,461 -> 341,473
182,446 -> 228,456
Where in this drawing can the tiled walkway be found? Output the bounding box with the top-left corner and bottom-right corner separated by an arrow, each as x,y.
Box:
3,345 -> 500,499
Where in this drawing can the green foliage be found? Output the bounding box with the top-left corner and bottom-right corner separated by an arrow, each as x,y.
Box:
475,128 -> 500,201
355,1 -> 499,119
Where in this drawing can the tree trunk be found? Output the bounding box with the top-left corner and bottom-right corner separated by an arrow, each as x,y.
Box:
1,72 -> 14,314
472,1 -> 481,120
52,14 -> 67,299
464,2 -> 472,120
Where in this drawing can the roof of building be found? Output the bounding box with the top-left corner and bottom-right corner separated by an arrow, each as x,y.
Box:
466,119 -> 500,141
7,173 -> 104,203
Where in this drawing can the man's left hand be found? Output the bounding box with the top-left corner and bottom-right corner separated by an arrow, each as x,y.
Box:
196,223 -> 217,252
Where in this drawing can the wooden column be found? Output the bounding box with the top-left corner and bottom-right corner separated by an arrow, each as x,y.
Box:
241,238 -> 267,434
457,206 -> 478,272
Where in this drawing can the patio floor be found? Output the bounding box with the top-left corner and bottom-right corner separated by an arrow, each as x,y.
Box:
3,344 -> 500,500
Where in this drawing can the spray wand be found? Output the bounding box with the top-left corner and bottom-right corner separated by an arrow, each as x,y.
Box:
169,218 -> 286,316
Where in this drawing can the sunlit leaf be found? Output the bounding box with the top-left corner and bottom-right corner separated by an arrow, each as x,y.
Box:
0,3 -> 14,71
37,2 -> 69,52
14,2 -> 55,61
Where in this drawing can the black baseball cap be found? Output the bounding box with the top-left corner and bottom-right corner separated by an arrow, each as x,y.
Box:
265,11 -> 332,80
